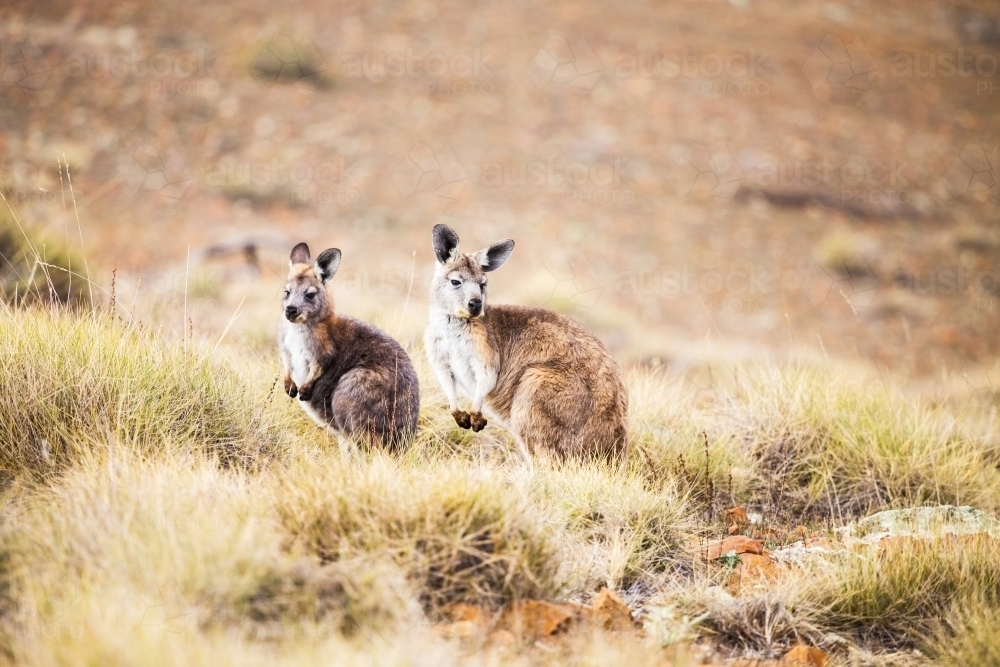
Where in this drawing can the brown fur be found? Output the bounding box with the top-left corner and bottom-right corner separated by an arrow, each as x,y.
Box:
280,243 -> 419,450
424,225 -> 628,460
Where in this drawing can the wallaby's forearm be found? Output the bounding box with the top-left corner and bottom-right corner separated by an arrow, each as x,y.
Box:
430,359 -> 460,412
298,360 -> 323,400
470,366 -> 495,414
279,346 -> 297,397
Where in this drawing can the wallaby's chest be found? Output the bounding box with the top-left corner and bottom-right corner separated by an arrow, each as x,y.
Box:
281,324 -> 319,386
430,319 -> 491,394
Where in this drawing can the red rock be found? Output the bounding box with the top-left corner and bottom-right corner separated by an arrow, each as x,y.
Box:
739,553 -> 779,581
781,644 -> 828,666
499,600 -> 575,639
705,535 -> 765,560
726,506 -> 749,524
588,588 -> 634,631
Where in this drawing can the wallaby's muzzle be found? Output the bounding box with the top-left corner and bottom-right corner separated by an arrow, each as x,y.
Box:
284,306 -> 300,322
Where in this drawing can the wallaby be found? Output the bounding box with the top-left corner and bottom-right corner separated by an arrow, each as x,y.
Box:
424,224 -> 628,460
279,242 -> 419,449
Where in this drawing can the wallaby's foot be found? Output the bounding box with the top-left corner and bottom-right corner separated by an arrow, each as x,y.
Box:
452,410 -> 472,429
470,412 -> 487,432
285,379 -> 298,398
298,384 -> 314,401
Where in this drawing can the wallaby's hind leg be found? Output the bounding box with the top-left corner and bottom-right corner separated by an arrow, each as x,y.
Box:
330,367 -> 417,449
508,367 -> 593,458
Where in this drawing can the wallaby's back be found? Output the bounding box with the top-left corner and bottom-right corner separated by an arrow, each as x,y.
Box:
480,304 -> 627,459
299,314 -> 419,449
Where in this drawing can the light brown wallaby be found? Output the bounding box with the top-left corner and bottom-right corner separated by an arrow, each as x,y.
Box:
423,225 -> 628,460
279,242 -> 419,450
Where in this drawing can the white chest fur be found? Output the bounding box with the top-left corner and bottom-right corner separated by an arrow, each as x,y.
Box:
281,323 -> 316,387
427,315 -> 482,399
280,324 -> 331,429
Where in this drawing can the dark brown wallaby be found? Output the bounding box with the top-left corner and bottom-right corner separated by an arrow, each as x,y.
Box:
279,242 -> 419,449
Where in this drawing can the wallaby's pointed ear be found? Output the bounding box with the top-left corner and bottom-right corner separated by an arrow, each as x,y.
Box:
315,248 -> 342,284
432,224 -> 460,264
290,242 -> 311,266
476,239 -> 515,272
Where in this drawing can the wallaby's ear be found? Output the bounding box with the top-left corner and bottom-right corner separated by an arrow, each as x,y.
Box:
315,248 -> 342,284
432,224 -> 460,264
290,242 -> 311,266
476,239 -> 515,272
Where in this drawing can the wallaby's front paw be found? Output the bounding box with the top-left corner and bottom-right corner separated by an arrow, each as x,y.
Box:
470,412 -> 487,432
452,410 -> 472,429
298,384 -> 313,401
285,380 -> 298,398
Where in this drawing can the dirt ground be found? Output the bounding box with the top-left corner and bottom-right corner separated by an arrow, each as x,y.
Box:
2,0 -> 999,387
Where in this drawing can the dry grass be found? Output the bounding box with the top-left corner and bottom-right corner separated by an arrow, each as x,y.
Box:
275,456 -> 558,613
0,301 -> 998,665
934,605 -> 1000,667
804,535 -> 1000,648
0,207 -> 86,307
726,365 -> 1000,521
0,309 -> 287,480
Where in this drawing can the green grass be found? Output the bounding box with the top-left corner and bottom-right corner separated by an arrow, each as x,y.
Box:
729,365 -> 1000,520
934,605 -> 1000,667
805,535 -> 1000,648
0,310 -> 286,480
0,207 -> 87,307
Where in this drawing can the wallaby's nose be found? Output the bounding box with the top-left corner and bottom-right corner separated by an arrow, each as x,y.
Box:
285,305 -> 299,321
468,298 -> 482,316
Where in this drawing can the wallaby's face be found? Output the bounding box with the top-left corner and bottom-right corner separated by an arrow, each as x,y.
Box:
430,225 -> 514,320
283,242 -> 341,324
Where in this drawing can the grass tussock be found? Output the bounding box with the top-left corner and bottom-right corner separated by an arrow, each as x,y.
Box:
627,367 -> 751,508
0,309 -> 287,479
934,605 -> 1000,667
525,461 -> 694,596
700,592 -> 828,658
0,208 -> 87,307
0,454 -> 418,660
805,535 -> 1000,647
276,457 -> 558,613
730,365 -> 1000,520
1,306 -> 1000,664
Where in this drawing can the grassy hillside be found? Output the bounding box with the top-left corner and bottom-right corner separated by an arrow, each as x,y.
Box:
0,306 -> 998,665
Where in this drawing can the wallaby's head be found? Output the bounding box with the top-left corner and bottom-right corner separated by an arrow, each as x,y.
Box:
430,224 -> 514,319
283,242 -> 341,324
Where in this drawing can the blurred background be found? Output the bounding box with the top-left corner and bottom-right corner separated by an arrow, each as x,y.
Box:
1,0 -> 998,396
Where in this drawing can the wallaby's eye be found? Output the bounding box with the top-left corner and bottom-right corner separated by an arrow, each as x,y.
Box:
304,290 -> 317,300
450,279 -> 461,287
283,289 -> 290,297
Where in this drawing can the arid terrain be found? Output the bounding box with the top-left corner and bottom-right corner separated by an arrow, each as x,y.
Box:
1,0 -> 1000,665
